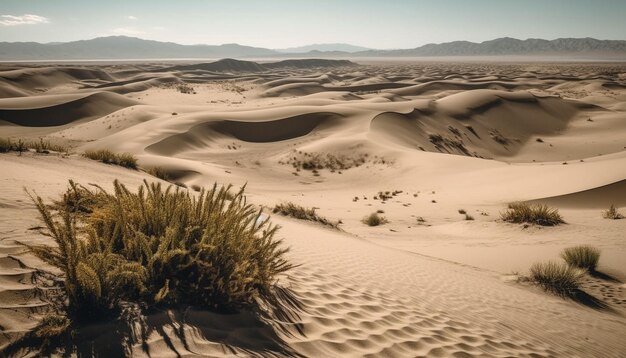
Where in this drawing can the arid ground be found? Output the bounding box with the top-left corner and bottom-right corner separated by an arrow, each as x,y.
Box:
1,59 -> 626,357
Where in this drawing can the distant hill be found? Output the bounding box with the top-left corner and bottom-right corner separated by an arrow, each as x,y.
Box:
0,36 -> 279,61
359,37 -> 626,57
160,58 -> 356,72
276,43 -> 372,53
0,36 -> 623,61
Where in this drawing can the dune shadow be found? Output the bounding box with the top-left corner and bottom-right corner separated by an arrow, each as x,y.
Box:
3,286 -> 307,358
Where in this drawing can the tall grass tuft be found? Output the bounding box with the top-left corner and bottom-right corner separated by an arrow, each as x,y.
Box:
273,202 -> 340,229
25,179 -> 292,323
501,202 -> 564,226
560,245 -> 601,271
146,166 -> 170,181
529,261 -> 585,295
602,204 -> 624,220
83,149 -> 137,169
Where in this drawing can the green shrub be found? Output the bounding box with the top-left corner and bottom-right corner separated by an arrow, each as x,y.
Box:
529,261 -> 585,295
362,212 -> 388,226
83,149 -> 137,169
602,204 -> 624,220
26,179 -> 292,324
560,245 -> 600,271
273,202 -> 339,228
501,202 -> 564,226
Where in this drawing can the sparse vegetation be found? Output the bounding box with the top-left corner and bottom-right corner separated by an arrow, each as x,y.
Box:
465,214 -> 474,220
146,166 -> 170,181
428,133 -> 470,155
529,261 -> 585,295
561,245 -> 601,271
500,202 -> 564,226
25,180 -> 292,326
0,137 -> 68,154
83,149 -> 137,169
273,202 -> 340,228
362,212 -> 388,226
175,83 -> 196,94
281,150 -> 387,173
602,204 -> 624,220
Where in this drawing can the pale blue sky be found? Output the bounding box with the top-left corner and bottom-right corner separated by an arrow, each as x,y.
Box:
0,0 -> 624,48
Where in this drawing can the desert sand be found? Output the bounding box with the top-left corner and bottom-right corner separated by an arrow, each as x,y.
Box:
1,59 -> 626,357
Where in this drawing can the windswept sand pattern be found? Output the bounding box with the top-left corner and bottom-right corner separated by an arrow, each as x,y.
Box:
1,59 -> 626,356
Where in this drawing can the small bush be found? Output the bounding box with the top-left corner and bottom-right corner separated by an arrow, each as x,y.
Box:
362,212 -> 388,226
25,180 -> 292,323
529,261 -> 585,295
465,214 -> 474,221
273,202 -> 339,228
602,204 -> 624,220
501,202 -> 564,226
83,149 -> 137,169
561,245 -> 600,271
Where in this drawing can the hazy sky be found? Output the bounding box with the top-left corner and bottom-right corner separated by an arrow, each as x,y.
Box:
1,0 -> 624,48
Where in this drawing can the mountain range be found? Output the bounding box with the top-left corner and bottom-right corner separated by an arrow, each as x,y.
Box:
0,36 -> 624,61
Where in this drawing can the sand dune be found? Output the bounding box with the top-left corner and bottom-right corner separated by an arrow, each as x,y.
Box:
0,92 -> 137,126
1,60 -> 626,357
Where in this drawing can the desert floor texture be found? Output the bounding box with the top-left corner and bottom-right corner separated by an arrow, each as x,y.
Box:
1,59 -> 626,357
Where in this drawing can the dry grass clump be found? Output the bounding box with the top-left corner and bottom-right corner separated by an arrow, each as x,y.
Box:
501,202 -> 564,226
83,149 -> 137,169
25,180 -> 291,325
428,133 -> 470,156
146,166 -> 170,181
529,261 -> 585,295
362,212 -> 388,226
602,204 -> 624,220
273,202 -> 339,229
561,245 -> 600,271
175,83 -> 196,94
281,150 -> 388,174
0,137 -> 68,154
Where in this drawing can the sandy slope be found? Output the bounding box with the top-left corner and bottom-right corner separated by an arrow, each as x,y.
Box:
1,59 -> 626,357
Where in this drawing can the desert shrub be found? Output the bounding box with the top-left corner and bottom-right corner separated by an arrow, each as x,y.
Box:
83,149 -> 137,169
529,261 -> 585,295
175,84 -> 195,94
146,166 -> 170,181
273,202 -> 339,229
362,212 -> 388,226
26,179 -> 292,324
465,214 -> 474,221
560,245 -> 600,271
0,137 -> 67,154
602,204 -> 624,220
500,202 -> 564,226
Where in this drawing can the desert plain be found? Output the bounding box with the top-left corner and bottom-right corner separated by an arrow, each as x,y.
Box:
1,58 -> 626,357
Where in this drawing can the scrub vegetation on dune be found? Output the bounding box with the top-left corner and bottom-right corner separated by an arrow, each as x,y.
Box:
83,149 -> 138,169
529,261 -> 585,296
23,180 -> 292,331
602,204 -> 624,219
561,245 -> 601,271
273,202 -> 340,228
0,137 -> 68,154
501,202 -> 564,226
362,212 -> 389,226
